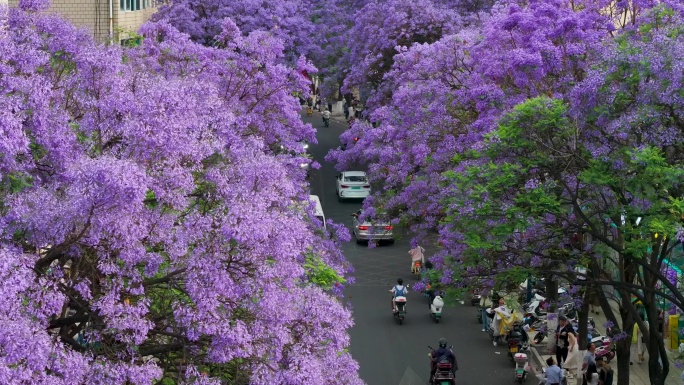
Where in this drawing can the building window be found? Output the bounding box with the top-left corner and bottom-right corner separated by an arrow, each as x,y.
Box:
120,0 -> 146,11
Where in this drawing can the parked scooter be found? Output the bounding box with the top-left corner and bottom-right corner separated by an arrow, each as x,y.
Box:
595,343 -> 616,362
523,312 -> 541,328
430,295 -> 444,323
513,344 -> 530,383
533,329 -> 547,345
506,323 -> 528,360
523,293 -> 549,316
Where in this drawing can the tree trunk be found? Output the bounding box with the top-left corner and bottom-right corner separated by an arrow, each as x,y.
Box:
577,294 -> 589,353
643,274 -> 668,384
546,275 -> 558,311
576,296 -> 589,385
616,292 -> 635,385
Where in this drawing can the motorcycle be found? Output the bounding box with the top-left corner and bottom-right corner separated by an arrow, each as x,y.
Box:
523,293 -> 548,317
523,312 -> 541,328
430,295 -> 444,323
393,296 -> 407,325
507,337 -> 525,360
411,260 -> 422,276
595,343 -> 616,362
427,345 -> 456,385
532,323 -> 547,345
323,116 -> 330,127
513,343 -> 530,383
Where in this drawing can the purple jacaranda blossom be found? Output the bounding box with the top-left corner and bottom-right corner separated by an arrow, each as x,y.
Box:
0,4 -> 360,384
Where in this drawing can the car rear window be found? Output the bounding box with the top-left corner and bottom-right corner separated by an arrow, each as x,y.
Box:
344,176 -> 367,182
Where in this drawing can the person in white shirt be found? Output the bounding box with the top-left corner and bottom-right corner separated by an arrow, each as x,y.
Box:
486,297 -> 510,346
322,109 -> 331,119
389,278 -> 408,312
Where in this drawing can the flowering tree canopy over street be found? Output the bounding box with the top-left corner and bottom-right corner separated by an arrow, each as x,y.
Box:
6,0 -> 684,383
0,1 -> 360,384
325,1 -> 684,384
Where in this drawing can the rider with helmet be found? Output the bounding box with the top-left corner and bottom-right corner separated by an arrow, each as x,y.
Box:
389,278 -> 408,312
430,338 -> 457,383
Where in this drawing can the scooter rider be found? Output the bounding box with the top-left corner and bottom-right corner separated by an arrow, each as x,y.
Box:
390,278 -> 408,312
430,338 -> 457,382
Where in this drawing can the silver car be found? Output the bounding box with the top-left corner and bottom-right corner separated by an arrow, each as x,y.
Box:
351,210 -> 394,244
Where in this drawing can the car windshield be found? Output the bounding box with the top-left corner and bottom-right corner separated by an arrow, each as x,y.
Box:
344,175 -> 367,182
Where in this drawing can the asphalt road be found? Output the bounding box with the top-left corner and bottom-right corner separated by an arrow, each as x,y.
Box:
302,111 -> 518,385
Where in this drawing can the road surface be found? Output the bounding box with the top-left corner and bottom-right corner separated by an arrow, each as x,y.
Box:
303,111 -> 520,385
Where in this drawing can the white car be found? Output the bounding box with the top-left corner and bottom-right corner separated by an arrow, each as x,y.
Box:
336,171 -> 370,201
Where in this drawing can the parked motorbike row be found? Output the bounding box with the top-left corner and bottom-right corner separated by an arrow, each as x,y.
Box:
476,293 -> 616,384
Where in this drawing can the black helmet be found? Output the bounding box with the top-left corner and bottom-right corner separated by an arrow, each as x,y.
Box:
397,278 -> 403,285
439,338 -> 447,348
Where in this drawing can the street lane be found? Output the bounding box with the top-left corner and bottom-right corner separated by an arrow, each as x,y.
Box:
303,111 -> 518,385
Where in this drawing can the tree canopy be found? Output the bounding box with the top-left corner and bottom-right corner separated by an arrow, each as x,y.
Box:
0,2 -> 360,384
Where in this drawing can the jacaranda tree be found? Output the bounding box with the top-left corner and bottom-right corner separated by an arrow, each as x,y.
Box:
328,0 -> 608,241
0,2 -> 361,384
328,1 -> 684,383
340,0 -> 459,108
152,0 -> 319,59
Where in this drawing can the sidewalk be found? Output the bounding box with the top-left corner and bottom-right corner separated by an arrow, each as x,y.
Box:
526,301 -> 681,385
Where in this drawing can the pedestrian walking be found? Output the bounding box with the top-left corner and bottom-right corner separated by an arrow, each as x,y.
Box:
631,315 -> 647,364
555,315 -> 575,368
562,331 -> 580,378
479,290 -> 492,333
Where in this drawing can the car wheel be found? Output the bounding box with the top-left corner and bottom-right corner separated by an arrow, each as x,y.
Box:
337,193 -> 343,202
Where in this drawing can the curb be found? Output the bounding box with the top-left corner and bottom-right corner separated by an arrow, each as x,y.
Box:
529,345 -> 546,376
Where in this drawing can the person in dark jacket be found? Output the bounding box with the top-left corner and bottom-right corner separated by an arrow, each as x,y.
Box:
430,338 -> 456,382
